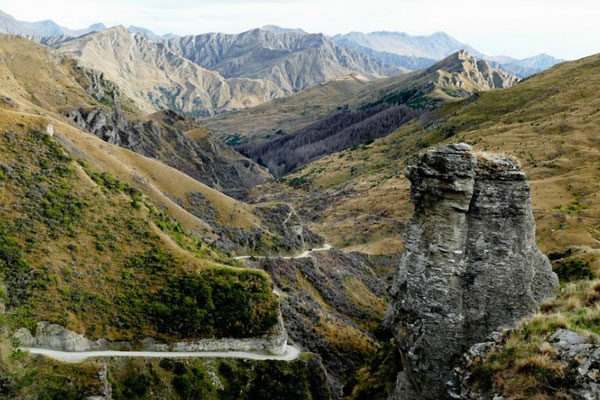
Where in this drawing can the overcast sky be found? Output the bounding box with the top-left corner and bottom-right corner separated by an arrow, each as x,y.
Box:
0,0 -> 597,60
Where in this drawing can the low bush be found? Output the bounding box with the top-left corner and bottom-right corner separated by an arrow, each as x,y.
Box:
148,268 -> 278,338
554,259 -> 595,282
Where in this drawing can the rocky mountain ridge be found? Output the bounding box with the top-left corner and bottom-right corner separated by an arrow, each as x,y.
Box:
55,26 -> 285,117
53,25 -> 401,117
165,28 -> 402,94
331,30 -> 563,77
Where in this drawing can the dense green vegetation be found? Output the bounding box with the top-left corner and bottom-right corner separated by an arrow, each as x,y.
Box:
0,128 -> 278,342
148,268 -> 278,338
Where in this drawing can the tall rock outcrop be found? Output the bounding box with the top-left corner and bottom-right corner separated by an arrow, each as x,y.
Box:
386,143 -> 558,399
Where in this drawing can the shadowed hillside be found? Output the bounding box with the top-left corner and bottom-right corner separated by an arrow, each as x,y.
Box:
237,104 -> 419,177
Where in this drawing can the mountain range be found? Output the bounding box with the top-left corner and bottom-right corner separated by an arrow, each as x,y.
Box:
203,49 -> 517,144
53,25 -> 400,117
329,30 -> 564,77
0,10 -> 562,84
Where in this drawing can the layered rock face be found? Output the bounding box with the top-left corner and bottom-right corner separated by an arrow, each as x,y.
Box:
64,107 -> 272,199
387,143 -> 558,399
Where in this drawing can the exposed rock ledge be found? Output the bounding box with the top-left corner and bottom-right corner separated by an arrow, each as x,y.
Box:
14,313 -> 288,355
385,143 -> 558,399
455,329 -> 600,399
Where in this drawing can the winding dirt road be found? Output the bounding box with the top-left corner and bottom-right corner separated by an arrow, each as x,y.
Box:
234,243 -> 332,260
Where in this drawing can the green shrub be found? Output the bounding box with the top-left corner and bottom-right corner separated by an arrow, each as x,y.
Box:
172,365 -> 214,400
127,246 -> 173,273
148,269 -> 278,338
554,259 -> 595,282
113,369 -> 152,400
548,248 -> 574,261
288,176 -> 309,188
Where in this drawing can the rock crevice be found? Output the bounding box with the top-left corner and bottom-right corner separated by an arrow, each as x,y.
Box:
386,144 -> 558,399
14,312 -> 288,355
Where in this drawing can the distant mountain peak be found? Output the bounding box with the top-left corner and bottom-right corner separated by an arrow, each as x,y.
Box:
427,50 -> 519,89
261,25 -> 308,35
0,9 -> 105,39
332,30 -> 562,77
88,23 -> 106,30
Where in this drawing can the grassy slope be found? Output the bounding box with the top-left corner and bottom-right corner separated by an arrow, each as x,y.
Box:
0,34 -> 284,342
200,69 -> 442,144
201,74 -> 371,143
0,119 -> 278,343
274,53 -> 600,255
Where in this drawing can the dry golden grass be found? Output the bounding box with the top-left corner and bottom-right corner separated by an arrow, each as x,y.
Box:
343,276 -> 387,319
312,314 -> 378,355
202,74 -> 371,141
185,126 -> 212,140
0,35 -> 276,242
0,35 -> 93,113
279,52 -> 600,255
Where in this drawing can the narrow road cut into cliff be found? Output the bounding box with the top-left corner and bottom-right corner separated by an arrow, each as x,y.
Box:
23,238 -> 332,363
22,344 -> 301,363
234,243 -> 332,260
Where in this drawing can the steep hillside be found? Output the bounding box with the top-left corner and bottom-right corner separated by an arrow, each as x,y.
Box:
0,350 -> 330,399
64,107 -> 272,198
204,50 -> 517,144
268,52 -> 600,257
0,118 -> 280,342
247,251 -> 397,396
237,104 -> 419,177
201,73 -> 372,144
166,28 -> 402,94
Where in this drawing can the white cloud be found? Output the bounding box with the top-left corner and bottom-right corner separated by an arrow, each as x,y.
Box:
0,0 -> 597,59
